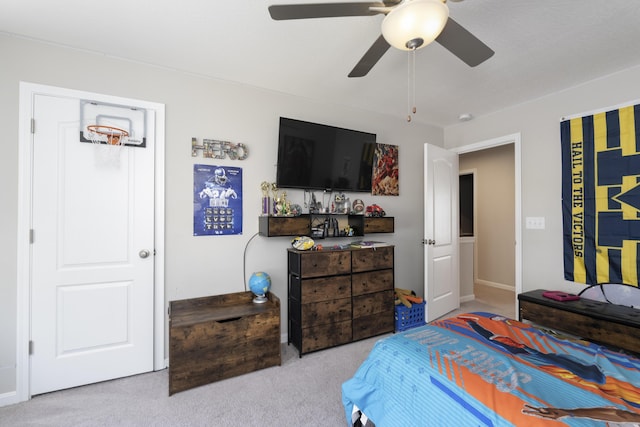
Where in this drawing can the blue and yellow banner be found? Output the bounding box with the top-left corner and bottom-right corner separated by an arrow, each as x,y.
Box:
561,104 -> 640,286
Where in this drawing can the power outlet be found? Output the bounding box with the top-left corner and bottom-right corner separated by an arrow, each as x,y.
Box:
525,217 -> 545,230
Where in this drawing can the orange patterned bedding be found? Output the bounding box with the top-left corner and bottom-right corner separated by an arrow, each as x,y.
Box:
342,312 -> 640,426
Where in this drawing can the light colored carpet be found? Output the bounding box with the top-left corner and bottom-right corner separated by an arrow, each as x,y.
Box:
0,298 -> 513,427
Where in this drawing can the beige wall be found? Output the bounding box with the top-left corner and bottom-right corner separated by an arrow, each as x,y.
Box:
0,34 -> 442,399
460,145 -> 515,291
445,65 -> 640,295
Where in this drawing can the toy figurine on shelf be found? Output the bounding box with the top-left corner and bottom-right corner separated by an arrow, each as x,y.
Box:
334,193 -> 350,214
333,193 -> 342,213
274,190 -> 292,216
285,192 -> 292,215
270,183 -> 279,215
274,196 -> 282,216
352,199 -> 365,214
307,191 -> 321,214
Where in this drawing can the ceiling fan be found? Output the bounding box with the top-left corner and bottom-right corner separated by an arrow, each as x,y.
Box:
268,0 -> 494,77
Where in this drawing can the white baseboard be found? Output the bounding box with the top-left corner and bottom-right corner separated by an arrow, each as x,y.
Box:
476,279 -> 515,292
0,390 -> 21,408
460,294 -> 475,303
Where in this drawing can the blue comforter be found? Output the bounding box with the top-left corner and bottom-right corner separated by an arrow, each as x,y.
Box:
342,312 -> 640,426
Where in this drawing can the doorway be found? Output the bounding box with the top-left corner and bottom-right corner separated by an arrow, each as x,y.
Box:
453,134 -> 521,317
16,82 -> 166,402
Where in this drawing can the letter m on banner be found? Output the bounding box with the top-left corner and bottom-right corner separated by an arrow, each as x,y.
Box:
561,104 -> 640,287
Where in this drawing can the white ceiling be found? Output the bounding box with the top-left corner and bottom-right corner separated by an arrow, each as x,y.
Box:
3,0 -> 640,127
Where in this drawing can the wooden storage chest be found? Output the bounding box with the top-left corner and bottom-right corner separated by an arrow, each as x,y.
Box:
168,291 -> 280,395
518,289 -> 640,355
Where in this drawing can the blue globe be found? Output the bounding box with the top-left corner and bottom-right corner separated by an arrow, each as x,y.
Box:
249,272 -> 271,303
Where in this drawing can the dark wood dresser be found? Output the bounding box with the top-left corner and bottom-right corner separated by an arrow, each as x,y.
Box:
287,246 -> 395,356
518,289 -> 640,355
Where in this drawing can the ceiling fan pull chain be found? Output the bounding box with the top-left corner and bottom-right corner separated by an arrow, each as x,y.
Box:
407,51 -> 411,123
412,47 -> 417,116
407,50 -> 411,122
407,48 -> 417,123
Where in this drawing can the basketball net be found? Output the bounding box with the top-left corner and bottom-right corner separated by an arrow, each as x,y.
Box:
86,124 -> 129,167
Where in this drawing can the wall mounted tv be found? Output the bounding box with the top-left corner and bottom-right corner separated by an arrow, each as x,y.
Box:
276,117 -> 376,193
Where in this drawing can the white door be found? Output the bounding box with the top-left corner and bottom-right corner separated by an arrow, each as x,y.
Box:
424,143 -> 459,322
30,94 -> 155,395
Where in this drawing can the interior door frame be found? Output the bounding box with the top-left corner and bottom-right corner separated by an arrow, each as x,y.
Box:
15,82 -> 166,403
458,168 -> 477,303
451,133 -> 522,306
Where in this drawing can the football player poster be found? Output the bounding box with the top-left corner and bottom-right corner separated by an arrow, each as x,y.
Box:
193,164 -> 243,236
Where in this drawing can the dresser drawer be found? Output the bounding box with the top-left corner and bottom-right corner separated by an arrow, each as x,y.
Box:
301,320 -> 352,353
302,297 -> 352,326
352,246 -> 394,272
352,290 -> 394,318
299,275 -> 351,303
289,250 -> 351,278
353,312 -> 394,341
352,269 -> 393,296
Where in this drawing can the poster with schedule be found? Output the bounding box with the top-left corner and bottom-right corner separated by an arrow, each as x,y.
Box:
193,164 -> 243,236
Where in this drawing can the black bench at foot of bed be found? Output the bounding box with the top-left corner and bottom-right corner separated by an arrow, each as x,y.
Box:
518,288 -> 640,355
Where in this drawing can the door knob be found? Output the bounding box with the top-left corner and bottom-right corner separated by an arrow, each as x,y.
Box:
139,249 -> 150,259
422,239 -> 436,245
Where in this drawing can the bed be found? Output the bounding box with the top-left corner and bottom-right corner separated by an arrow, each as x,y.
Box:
342,312 -> 640,426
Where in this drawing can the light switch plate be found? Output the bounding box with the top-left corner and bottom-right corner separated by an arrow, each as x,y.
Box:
525,217 -> 545,229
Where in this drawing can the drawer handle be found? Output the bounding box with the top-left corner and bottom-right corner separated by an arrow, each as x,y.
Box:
217,317 -> 242,323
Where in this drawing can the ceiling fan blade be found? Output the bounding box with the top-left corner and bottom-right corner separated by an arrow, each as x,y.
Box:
435,17 -> 494,67
348,35 -> 391,78
269,2 -> 385,20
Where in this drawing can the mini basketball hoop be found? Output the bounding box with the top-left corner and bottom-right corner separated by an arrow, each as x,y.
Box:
86,124 -> 129,146
86,124 -> 129,167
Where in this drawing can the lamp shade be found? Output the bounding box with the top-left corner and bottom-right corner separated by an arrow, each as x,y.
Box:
381,0 -> 449,51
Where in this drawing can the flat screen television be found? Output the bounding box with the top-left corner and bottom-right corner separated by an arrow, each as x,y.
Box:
276,117 -> 376,192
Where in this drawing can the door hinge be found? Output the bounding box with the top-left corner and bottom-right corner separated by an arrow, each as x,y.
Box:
30,229 -> 34,244
29,340 -> 34,355
30,118 -> 35,134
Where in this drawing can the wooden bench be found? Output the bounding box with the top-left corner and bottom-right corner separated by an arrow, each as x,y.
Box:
518,289 -> 640,355
169,291 -> 281,395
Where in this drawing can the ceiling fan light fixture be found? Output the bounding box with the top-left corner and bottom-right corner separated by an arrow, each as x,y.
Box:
381,0 -> 449,51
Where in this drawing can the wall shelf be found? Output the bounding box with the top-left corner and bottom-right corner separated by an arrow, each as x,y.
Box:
259,214 -> 394,237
